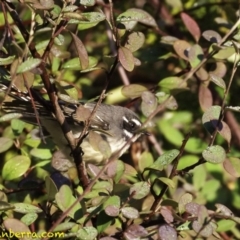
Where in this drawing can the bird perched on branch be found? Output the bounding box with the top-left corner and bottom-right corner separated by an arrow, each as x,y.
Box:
0,81 -> 144,167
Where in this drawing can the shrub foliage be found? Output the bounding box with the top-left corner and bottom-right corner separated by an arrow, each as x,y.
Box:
0,0 -> 240,239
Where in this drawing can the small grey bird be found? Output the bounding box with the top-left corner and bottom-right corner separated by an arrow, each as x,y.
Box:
0,83 -> 143,165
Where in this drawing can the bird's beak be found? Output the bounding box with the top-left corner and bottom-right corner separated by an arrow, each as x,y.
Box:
142,131 -> 150,136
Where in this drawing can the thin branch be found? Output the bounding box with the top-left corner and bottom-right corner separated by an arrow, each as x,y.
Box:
148,132 -> 191,216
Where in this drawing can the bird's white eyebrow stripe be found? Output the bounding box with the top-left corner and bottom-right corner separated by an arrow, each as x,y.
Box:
96,115 -> 104,122
131,118 -> 142,126
122,116 -> 129,122
124,129 -> 133,139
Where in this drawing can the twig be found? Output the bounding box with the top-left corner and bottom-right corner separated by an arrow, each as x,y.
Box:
179,40 -> 239,174
4,1 -> 89,185
148,132 -> 191,216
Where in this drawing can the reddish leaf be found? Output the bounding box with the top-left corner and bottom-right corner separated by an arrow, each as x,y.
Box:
181,12 -> 201,42
158,224 -> 177,240
70,32 -> 89,70
185,202 -> 201,216
118,46 -> 134,72
209,62 -> 227,78
202,30 -> 222,43
198,85 -> 213,111
218,121 -> 231,147
173,40 -> 191,60
192,220 -> 213,237
124,224 -> 148,239
160,207 -> 174,223
223,158 -> 240,178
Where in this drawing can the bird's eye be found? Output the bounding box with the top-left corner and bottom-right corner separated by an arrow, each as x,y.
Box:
122,116 -> 141,134
129,121 -> 136,129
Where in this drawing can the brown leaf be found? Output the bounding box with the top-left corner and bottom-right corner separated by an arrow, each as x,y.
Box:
125,32 -> 145,52
198,84 -> 213,111
173,40 -> 191,60
118,46 -> 134,72
181,12 -> 201,42
218,121 -> 231,146
202,30 -> 222,43
223,158 -> 240,178
70,32 -> 89,70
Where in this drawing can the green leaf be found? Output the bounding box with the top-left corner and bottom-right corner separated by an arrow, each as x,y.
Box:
0,113 -> 23,122
177,155 -> 199,170
79,0 -> 96,6
202,105 -> 221,134
193,165 -> 207,191
63,12 -> 87,21
141,91 -> 158,117
129,181 -> 150,199
62,56 -> 98,70
0,55 -> 15,65
125,32 -> 145,52
2,155 -> 31,181
121,207 -> 139,219
201,179 -> 221,201
148,149 -> 179,171
184,137 -> 207,154
217,219 -> 236,232
11,119 -> 25,136
96,211 -> 112,233
107,160 -> 125,184
17,58 -> 41,73
202,145 -> 226,164
21,213 -> 38,226
30,148 -> 52,160
188,44 -> 204,68
45,176 -> 58,201
0,201 -> 14,211
93,181 -> 113,192
178,193 -> 193,214
76,227 -> 98,240
121,84 -> 147,98
53,222 -> 77,232
0,137 -> 13,153
117,8 -> 157,28
75,12 -> 106,30
139,151 -> 154,173
55,185 -> 82,220
158,76 -> 188,91
157,119 -> 184,146
158,177 -> 175,188
103,196 -> 120,217
212,45 -> 235,59
13,203 -> 42,214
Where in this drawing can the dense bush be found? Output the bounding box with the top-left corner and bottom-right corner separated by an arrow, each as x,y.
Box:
0,0 -> 240,239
